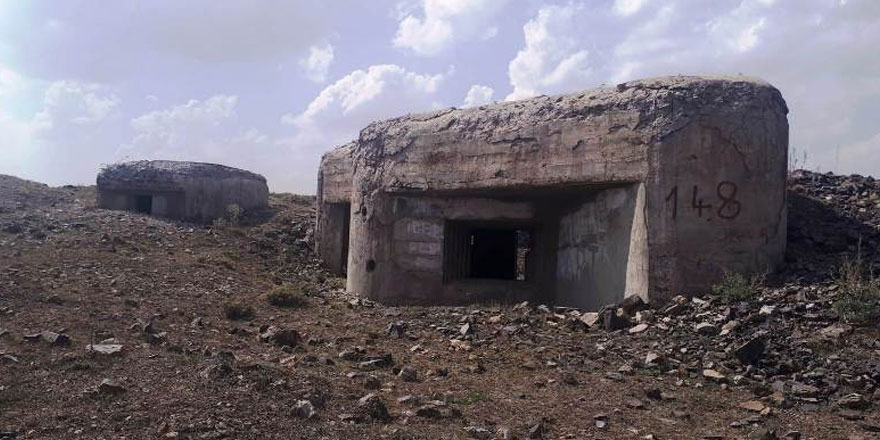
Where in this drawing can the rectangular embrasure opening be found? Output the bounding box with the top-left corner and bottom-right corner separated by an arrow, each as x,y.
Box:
134,195 -> 153,214
444,221 -> 534,282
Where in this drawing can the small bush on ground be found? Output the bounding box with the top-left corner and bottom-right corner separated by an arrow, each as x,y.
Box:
222,299 -> 254,320
712,271 -> 763,303
265,282 -> 310,308
833,252 -> 880,324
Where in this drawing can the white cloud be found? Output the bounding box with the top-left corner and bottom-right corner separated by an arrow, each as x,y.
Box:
463,84 -> 494,107
506,4 -> 592,100
279,64 -> 447,191
0,64 -> 22,97
0,77 -> 121,184
124,95 -> 245,160
613,0 -> 648,16
299,42 -> 334,83
285,64 -> 445,128
393,0 -> 507,56
37,81 -> 120,125
708,0 -> 772,53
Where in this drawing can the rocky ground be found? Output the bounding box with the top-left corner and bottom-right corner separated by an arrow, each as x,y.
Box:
1,170 -> 880,440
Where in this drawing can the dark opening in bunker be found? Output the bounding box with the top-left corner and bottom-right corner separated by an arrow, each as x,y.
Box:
134,195 -> 153,214
445,221 -> 534,282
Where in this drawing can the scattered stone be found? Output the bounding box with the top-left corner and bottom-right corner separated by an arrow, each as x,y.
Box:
694,322 -> 717,336
292,400 -> 317,419
720,320 -> 739,336
527,420 -> 546,439
759,305 -> 776,315
450,339 -> 472,351
363,375 -> 381,390
702,369 -> 726,382
626,398 -> 645,409
645,388 -> 663,400
25,331 -> 70,346
594,414 -> 609,430
791,382 -> 820,398
415,402 -> 460,419
385,322 -> 406,339
339,347 -> 365,361
460,322 -> 475,336
357,393 -> 390,422
580,312 -> 600,328
838,393 -> 870,410
629,323 -> 649,334
97,379 -> 126,395
738,400 -> 766,413
734,337 -> 766,365
820,323 -> 853,341
258,326 -> 299,347
86,344 -> 123,355
398,366 -> 418,382
464,426 -> 492,440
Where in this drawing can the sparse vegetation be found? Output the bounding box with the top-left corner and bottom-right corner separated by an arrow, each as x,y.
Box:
265,282 -> 310,308
221,299 -> 254,320
212,204 -> 243,229
711,271 -> 763,303
832,251 -> 880,324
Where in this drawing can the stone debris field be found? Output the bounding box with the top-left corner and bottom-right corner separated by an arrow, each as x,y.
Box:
1,169 -> 880,439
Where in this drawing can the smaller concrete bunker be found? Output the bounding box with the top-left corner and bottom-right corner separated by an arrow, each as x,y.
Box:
317,75 -> 789,309
97,160 -> 269,223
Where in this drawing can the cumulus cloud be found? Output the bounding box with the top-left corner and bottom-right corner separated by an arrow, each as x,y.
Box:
708,0 -> 773,53
0,64 -> 22,97
279,64 -> 447,190
463,84 -> 494,107
393,0 -> 507,56
123,95 -> 262,161
0,1 -> 333,81
37,81 -> 120,126
299,43 -> 335,83
504,0 -> 880,175
284,64 -> 445,129
613,0 -> 649,16
0,76 -> 122,184
506,4 -> 592,101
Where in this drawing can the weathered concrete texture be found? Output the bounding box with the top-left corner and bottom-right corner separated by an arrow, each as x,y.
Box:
315,143 -> 355,275
318,75 -> 789,309
97,160 -> 268,223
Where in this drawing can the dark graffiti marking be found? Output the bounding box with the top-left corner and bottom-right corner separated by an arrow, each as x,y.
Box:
665,185 -> 678,220
665,182 -> 741,220
716,181 -> 741,219
691,185 -> 712,218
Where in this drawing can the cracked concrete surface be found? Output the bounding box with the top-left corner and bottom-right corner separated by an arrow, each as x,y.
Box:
317,75 -> 788,308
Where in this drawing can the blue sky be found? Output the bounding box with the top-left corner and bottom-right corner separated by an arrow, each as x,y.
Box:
0,0 -> 878,192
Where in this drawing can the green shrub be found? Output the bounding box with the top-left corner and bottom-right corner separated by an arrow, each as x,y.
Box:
712,271 -> 762,303
265,283 -> 310,308
833,253 -> 879,324
221,299 -> 254,320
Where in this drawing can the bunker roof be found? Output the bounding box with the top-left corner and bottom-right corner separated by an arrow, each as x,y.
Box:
357,75 -> 787,149
98,160 -> 266,185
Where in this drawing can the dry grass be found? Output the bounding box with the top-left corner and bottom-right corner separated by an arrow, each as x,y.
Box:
265,282 -> 310,308
833,251 -> 880,324
221,299 -> 254,320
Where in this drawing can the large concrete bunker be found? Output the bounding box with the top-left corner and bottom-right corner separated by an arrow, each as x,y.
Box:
97,160 -> 269,223
317,75 -> 789,309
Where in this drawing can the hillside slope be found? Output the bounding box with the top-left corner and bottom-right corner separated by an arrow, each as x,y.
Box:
1,171 -> 879,440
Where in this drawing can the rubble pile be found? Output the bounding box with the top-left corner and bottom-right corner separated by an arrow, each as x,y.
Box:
2,170 -> 880,439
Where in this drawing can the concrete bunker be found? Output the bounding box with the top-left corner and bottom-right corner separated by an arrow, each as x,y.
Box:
97,160 -> 269,223
316,75 -> 789,309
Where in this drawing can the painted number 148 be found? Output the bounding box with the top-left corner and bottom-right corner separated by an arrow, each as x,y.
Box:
665,182 -> 741,220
